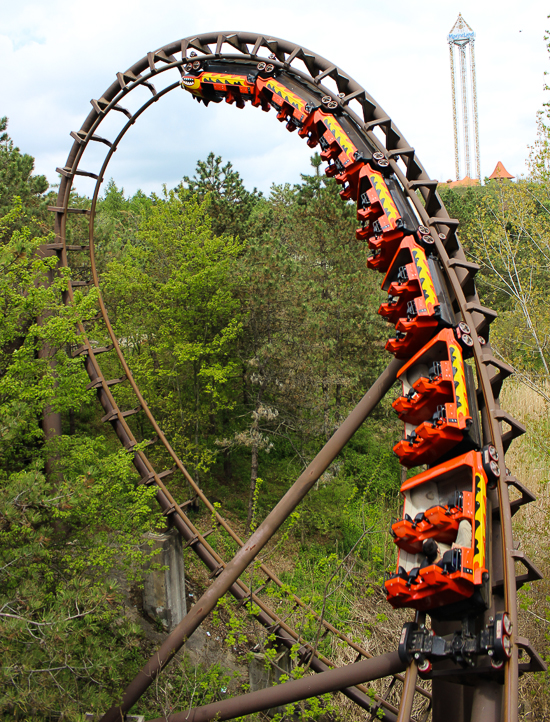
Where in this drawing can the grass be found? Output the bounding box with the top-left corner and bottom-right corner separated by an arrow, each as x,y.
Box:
500,379 -> 550,720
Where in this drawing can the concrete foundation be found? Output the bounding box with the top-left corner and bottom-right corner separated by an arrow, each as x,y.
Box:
142,528 -> 187,632
249,645 -> 292,716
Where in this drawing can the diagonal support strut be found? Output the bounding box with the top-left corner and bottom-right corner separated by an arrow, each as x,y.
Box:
144,651 -> 405,722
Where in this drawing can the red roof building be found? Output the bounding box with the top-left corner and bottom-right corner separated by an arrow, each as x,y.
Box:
489,161 -> 514,180
444,176 -> 480,189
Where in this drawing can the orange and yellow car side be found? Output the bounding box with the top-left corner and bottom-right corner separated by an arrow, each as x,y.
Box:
385,450 -> 489,612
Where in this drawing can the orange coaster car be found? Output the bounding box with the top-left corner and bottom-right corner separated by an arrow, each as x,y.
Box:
385,449 -> 498,613
380,238 -> 455,359
391,328 -> 481,467
354,162 -> 406,272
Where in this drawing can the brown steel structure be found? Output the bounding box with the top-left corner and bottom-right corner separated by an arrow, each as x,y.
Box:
144,652 -> 406,722
47,31 -> 545,722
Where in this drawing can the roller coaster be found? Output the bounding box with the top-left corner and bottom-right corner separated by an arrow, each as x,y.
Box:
46,31 -> 545,722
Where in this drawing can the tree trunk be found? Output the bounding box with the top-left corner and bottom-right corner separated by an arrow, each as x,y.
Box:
39,248 -> 62,478
246,433 -> 259,534
246,389 -> 263,534
335,383 -> 341,428
223,447 -> 232,481
194,361 -> 200,484
242,363 -> 249,406
322,362 -> 330,442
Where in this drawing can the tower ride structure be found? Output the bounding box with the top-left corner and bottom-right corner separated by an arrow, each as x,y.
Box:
448,14 -> 481,181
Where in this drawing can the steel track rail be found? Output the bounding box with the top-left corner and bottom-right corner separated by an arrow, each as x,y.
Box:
48,31 -> 543,722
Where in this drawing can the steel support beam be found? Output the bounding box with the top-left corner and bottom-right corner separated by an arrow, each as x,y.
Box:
432,679 -> 466,722
471,680 -> 502,721
396,662 -> 418,722
397,611 -> 423,722
99,357 -> 404,722
144,651 -> 405,722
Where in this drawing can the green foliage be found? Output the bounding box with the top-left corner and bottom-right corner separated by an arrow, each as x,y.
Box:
93,179 -> 153,269
446,171 -> 550,382
0,195 -> 165,717
179,152 -> 262,239
0,118 -> 50,232
235,156 -> 387,460
138,658 -> 239,717
0,201 -> 98,469
249,476 -> 263,532
0,437 -> 162,716
102,188 -> 244,476
438,184 -> 486,239
211,595 -> 249,650
341,424 -> 402,500
271,689 -> 335,722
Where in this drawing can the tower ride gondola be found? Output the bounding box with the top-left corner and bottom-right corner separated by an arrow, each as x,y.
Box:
47,32 -> 544,722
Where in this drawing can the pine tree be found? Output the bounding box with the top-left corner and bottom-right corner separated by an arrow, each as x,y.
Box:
0,118 -> 49,230
179,152 -> 262,239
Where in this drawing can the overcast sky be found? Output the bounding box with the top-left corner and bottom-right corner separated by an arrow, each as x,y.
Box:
2,0 -> 548,198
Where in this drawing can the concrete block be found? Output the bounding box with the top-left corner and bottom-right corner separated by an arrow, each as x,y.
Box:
142,527 -> 186,631
249,645 -> 292,716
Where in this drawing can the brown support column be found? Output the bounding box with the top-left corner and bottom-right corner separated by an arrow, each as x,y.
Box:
471,681 -> 502,721
144,651 -> 406,722
432,680 -> 465,722
99,357 -> 405,722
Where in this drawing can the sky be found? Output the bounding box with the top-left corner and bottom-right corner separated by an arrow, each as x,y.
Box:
1,0 -> 548,199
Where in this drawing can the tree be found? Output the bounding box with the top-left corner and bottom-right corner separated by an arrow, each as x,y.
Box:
93,179 -> 153,270
0,200 -> 97,469
0,118 -> 50,230
0,437 -> 162,717
463,174 -> 550,379
229,156 -> 388,532
101,188 -> 244,480
179,152 -> 262,239
0,201 -> 163,717
290,155 -> 388,436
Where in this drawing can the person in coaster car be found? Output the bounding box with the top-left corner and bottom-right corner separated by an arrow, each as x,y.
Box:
419,518 -> 472,570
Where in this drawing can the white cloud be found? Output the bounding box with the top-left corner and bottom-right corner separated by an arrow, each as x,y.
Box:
3,0 -> 548,195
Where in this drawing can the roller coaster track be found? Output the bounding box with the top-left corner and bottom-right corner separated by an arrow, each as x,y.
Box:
46,31 -> 545,722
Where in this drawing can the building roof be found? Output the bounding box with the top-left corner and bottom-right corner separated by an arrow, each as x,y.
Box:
489,161 -> 514,180
444,176 -> 480,189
